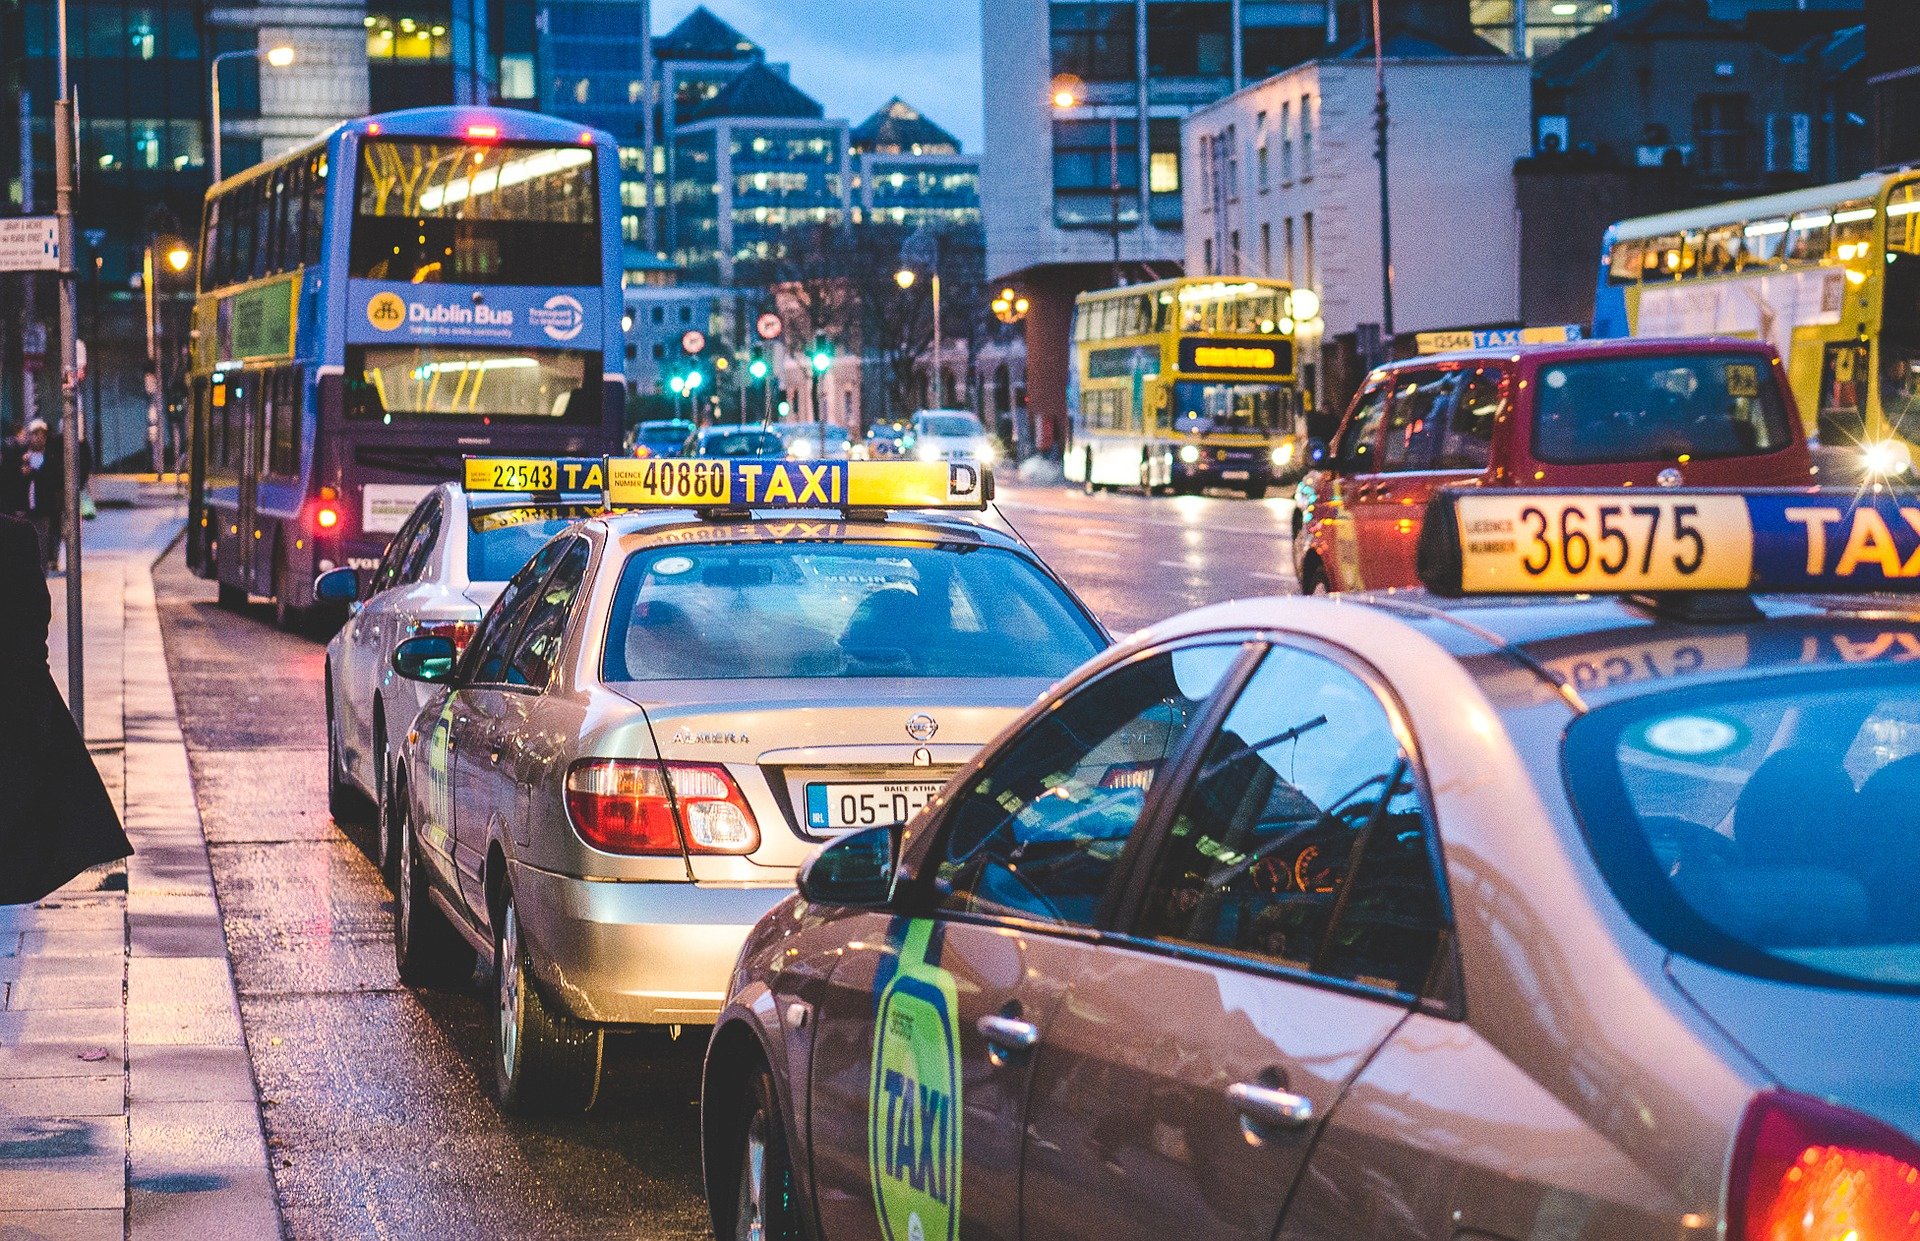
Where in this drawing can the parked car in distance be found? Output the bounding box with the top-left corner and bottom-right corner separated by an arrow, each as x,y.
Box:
776,423 -> 852,460
865,422 -> 910,459
1293,337 -> 1816,593
692,427 -> 786,459
909,409 -> 999,465
628,419 -> 696,458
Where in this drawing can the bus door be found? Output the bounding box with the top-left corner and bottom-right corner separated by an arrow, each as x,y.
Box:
234,371 -> 262,591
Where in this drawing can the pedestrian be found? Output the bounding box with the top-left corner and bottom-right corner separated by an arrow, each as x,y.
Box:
0,424 -> 27,518
21,419 -> 64,572
0,512 -> 130,905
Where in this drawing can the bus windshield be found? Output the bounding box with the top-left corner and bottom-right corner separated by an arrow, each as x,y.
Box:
1172,380 -> 1289,434
351,139 -> 599,286
347,345 -> 597,421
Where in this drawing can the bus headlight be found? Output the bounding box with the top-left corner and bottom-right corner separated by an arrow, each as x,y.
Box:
1864,440 -> 1913,478
1271,443 -> 1294,467
1178,444 -> 1201,464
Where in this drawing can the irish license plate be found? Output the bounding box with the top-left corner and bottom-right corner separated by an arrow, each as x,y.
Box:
805,781 -> 944,832
1221,470 -> 1250,481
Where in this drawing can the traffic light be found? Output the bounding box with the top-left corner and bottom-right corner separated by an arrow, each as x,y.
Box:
684,368 -> 705,392
748,352 -> 769,380
809,336 -> 834,374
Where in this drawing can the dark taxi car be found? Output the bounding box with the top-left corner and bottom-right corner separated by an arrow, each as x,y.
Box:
702,485 -> 1920,1241
1293,337 -> 1816,593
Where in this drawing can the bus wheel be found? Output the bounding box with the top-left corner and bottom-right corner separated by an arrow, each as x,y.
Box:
1081,448 -> 1096,495
216,582 -> 247,610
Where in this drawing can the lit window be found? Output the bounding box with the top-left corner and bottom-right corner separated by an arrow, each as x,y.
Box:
499,55 -> 534,99
1149,151 -> 1179,193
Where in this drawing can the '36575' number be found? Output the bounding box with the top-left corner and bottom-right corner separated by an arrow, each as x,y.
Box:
1518,503 -> 1705,578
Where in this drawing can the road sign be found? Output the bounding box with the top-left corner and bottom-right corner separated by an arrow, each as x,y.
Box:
681,329 -> 706,354
756,312 -> 782,340
0,217 -> 59,272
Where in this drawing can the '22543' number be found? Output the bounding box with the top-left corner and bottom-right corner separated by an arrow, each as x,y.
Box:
1518,503 -> 1705,577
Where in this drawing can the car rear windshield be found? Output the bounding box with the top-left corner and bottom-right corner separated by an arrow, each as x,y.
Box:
1531,352 -> 1793,464
1565,669 -> 1920,991
467,505 -> 597,581
918,414 -> 983,438
602,543 -> 1103,682
700,430 -> 784,458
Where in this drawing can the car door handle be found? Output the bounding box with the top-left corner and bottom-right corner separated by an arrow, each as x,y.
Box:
976,1014 -> 1039,1060
1228,1081 -> 1314,1132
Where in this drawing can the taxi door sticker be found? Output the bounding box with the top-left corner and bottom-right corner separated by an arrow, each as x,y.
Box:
427,700 -> 456,843
869,919 -> 961,1241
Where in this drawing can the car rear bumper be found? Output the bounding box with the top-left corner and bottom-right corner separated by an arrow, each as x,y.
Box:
507,860 -> 789,1026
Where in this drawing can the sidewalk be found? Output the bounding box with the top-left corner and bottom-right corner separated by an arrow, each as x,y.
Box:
0,482 -> 279,1240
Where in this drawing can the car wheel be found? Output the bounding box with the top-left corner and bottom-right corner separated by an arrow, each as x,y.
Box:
1243,480 -> 1268,500
1300,557 -> 1331,596
325,672 -> 373,826
373,715 -> 398,884
494,891 -> 604,1114
394,794 -> 476,989
722,1065 -> 802,1241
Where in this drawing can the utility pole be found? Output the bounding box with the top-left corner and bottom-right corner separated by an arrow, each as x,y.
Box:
54,0 -> 84,728
1108,112 -> 1121,287
1371,0 -> 1396,344
19,91 -> 37,430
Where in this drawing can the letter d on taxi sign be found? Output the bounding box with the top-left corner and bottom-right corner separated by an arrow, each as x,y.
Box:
947,463 -> 980,500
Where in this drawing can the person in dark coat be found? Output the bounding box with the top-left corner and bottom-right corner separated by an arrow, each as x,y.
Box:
0,513 -> 130,905
0,425 -> 27,517
22,420 -> 64,571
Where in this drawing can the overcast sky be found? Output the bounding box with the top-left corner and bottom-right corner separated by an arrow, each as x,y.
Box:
653,0 -> 986,152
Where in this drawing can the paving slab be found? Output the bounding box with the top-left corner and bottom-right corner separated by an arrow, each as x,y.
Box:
0,1076 -> 124,1119
0,1208 -> 124,1240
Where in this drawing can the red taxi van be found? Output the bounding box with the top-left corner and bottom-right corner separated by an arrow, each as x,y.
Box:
1292,337 -> 1817,593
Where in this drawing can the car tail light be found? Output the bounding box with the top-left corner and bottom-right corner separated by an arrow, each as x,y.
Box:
409,620 -> 476,657
563,759 -> 760,856
1729,1090 -> 1920,1241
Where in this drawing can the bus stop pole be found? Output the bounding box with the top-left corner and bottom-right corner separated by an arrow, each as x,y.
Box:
54,0 -> 84,730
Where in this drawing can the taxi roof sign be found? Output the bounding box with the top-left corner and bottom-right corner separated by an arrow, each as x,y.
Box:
604,458 -> 991,511
463,456 -> 606,495
1418,487 -> 1920,598
1414,324 -> 1582,355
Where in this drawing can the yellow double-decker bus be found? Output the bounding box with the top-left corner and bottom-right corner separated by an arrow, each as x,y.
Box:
1065,276 -> 1311,498
1597,173 -> 1920,478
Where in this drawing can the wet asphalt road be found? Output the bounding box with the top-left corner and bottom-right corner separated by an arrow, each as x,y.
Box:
148,481 -> 1298,1238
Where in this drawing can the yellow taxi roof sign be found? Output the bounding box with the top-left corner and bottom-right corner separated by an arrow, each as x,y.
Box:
1418,487 -> 1920,597
604,458 -> 991,511
463,456 -> 607,495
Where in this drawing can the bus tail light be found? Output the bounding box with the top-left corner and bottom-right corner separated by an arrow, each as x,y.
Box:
564,760 -> 760,857
466,124 -> 499,141
312,500 -> 341,531
1728,1091 -> 1920,1241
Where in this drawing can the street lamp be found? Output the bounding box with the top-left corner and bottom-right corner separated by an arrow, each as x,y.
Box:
991,287 -> 1029,325
896,265 -> 944,408
1051,78 -> 1122,286
211,44 -> 295,183
142,236 -> 192,472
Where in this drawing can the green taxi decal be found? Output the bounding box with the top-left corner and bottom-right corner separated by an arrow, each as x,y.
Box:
426,700 -> 455,845
868,919 -> 961,1241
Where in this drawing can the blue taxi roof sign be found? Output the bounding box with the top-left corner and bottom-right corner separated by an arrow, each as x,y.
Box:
1417,487 -> 1920,598
1413,324 -> 1582,355
604,458 -> 991,511
463,456 -> 607,495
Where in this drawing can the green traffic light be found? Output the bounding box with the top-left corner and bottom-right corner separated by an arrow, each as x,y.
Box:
749,359 -> 768,379
810,352 -> 831,373
685,371 -> 704,391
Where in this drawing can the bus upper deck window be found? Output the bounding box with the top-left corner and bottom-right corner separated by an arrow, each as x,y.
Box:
1607,238 -> 1643,285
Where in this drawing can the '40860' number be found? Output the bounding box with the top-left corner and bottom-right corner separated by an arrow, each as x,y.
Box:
638,460 -> 728,499
1518,502 -> 1705,577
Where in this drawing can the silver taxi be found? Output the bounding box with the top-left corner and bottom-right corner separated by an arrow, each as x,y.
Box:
318,476 -> 603,878
386,457 -> 1106,1113
704,485 -> 1920,1241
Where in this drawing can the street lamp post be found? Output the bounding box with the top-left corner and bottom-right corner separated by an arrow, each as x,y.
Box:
211,44 -> 295,184
143,239 -> 191,473
894,266 -> 942,407
53,0 -> 83,725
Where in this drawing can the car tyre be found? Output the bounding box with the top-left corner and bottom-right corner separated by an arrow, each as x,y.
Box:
394,795 -> 476,989
373,717 -> 399,885
721,1064 -> 802,1241
325,671 -> 373,827
1300,557 -> 1331,596
494,891 -> 603,1115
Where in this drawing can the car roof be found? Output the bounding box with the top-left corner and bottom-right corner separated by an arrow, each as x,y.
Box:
589,507 -> 1029,554
1374,335 -> 1779,373
1135,590 -> 1920,714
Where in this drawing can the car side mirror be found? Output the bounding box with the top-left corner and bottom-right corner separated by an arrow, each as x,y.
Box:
392,635 -> 459,684
1307,438 -> 1329,467
796,825 -> 897,908
313,566 -> 361,603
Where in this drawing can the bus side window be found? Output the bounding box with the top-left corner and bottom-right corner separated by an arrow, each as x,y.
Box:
1606,239 -> 1643,285
305,154 -> 327,267
1335,383 -> 1389,475
280,164 -> 305,273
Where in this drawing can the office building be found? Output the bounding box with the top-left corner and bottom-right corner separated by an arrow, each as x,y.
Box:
623,280 -> 723,400
852,99 -> 981,231
1184,50 -> 1531,412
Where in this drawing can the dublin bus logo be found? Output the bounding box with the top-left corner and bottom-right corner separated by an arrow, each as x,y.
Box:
366,292 -> 406,331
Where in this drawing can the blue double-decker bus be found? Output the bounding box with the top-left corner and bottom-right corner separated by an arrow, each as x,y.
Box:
186,106 -> 625,625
